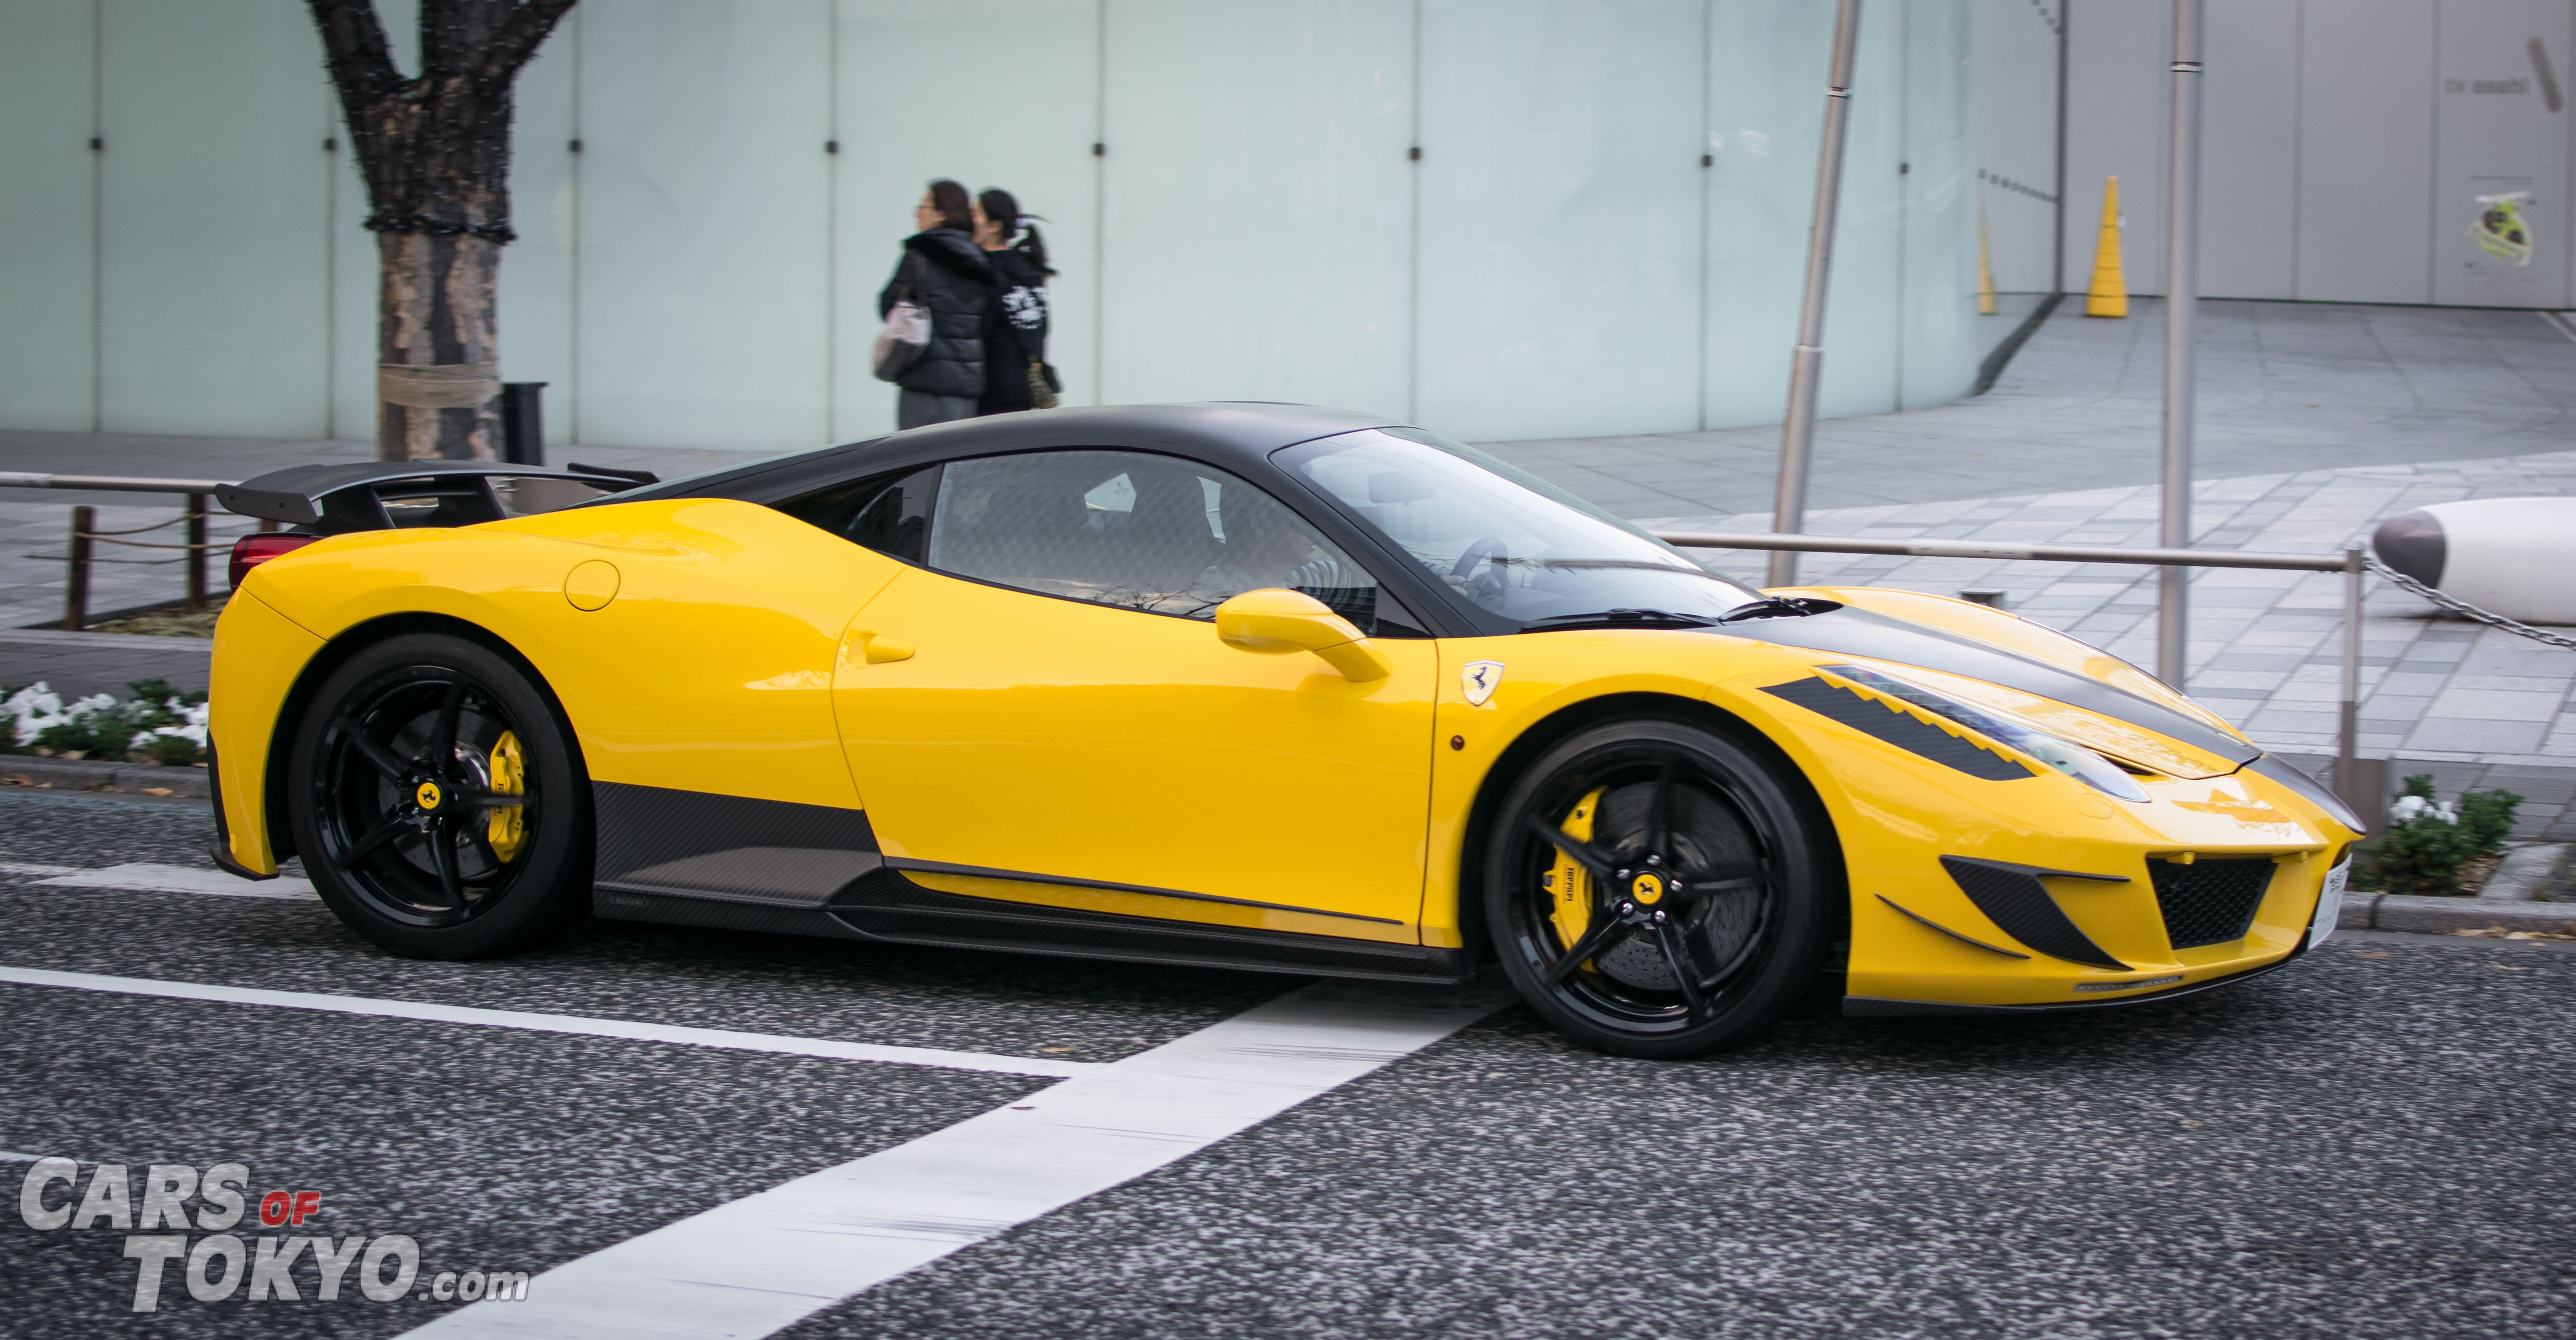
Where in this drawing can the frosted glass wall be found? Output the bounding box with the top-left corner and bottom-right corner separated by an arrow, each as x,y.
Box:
0,2 -> 96,430
1707,0 -> 1943,428
1899,0 -> 1977,410
0,0 -> 1983,451
576,1 -> 834,451
1416,0 -> 1707,441
1100,0 -> 1416,415
99,0 -> 333,439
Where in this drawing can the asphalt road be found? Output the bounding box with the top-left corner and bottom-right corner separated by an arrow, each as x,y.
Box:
5,787 -> 2571,1339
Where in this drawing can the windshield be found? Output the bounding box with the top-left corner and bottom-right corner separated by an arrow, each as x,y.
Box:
1274,429 -> 1762,628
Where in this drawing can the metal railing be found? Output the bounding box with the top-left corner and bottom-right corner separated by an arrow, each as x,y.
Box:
0,472 -> 255,632
1651,528 -> 2371,804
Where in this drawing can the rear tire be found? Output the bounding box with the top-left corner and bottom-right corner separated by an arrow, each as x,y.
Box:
1484,716 -> 1836,1058
287,633 -> 591,960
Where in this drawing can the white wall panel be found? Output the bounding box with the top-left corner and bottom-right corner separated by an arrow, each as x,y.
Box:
835,0 -> 1101,441
1815,0 -> 1907,421
1414,0 -> 1705,442
98,0 -> 331,438
2431,0 -> 2571,308
1704,0 -> 1833,429
0,0 -> 98,430
1098,0 -> 1413,417
499,9 -> 580,448
1973,0 -> 2061,294
576,0 -> 832,453
1901,0 -> 1978,409
2294,1 -> 2437,302
2061,0 -> 2166,296
2202,0 -> 2300,299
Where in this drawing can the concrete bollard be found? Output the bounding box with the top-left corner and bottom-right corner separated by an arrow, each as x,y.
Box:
2373,497 -> 2576,626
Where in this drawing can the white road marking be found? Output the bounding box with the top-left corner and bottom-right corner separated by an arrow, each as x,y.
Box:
30,862 -> 318,900
0,862 -> 77,877
0,966 -> 1092,1079
403,980 -> 1507,1340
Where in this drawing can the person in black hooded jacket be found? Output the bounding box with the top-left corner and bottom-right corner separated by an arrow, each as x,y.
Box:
880,180 -> 997,429
973,187 -> 1054,415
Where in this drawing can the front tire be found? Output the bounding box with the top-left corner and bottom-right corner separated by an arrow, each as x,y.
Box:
287,633 -> 591,960
1484,717 -> 1837,1058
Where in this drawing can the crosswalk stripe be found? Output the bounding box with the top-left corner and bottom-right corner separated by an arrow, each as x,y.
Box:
403,980 -> 1508,1340
0,965 -> 1093,1079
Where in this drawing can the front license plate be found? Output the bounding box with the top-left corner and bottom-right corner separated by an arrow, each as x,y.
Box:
2309,858 -> 2351,947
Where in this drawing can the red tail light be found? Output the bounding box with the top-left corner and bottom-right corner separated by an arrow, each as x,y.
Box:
228,533 -> 318,590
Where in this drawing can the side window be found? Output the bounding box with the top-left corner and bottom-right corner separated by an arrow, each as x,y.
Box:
774,464 -> 938,564
925,449 -> 1424,635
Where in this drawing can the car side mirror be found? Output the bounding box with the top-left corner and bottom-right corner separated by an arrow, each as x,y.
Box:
1214,588 -> 1391,683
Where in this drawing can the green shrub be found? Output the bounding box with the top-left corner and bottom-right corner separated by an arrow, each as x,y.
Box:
2361,777 -> 2525,894
2458,788 -> 2522,856
2371,812 -> 2481,895
32,712 -> 140,761
138,732 -> 202,767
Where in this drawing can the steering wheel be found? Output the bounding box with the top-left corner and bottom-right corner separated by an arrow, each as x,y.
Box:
1450,537 -> 1512,604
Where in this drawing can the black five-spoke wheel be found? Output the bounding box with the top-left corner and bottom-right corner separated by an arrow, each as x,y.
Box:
1486,717 -> 1838,1057
287,633 -> 591,959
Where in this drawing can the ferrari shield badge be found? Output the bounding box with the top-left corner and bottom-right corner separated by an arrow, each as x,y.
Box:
1461,660 -> 1505,707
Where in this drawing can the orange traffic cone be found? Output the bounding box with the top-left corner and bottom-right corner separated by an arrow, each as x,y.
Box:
1977,198 -> 1998,315
2085,176 -> 2127,317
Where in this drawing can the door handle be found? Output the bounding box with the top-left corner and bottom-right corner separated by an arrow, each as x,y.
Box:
858,634 -> 913,664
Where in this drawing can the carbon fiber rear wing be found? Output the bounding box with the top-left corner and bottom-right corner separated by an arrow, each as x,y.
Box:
216,461 -> 657,534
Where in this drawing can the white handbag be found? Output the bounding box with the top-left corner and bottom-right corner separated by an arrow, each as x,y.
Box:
871,259 -> 933,382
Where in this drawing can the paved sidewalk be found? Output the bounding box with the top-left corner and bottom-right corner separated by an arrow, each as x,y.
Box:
1481,297 -> 2576,518
0,629 -> 214,700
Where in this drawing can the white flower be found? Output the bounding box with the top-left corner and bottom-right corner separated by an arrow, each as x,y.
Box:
4,682 -> 68,747
2389,794 -> 2459,825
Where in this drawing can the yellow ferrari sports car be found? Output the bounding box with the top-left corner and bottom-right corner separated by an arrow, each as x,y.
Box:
206,403 -> 2363,1057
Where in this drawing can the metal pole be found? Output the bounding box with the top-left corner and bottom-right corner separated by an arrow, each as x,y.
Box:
64,505 -> 93,632
2157,0 -> 2205,686
2334,545 -> 2362,800
185,492 -> 208,611
2053,0 -> 2070,295
1769,0 -> 1864,588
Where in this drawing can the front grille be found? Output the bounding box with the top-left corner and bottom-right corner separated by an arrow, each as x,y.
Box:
2150,858 -> 2276,949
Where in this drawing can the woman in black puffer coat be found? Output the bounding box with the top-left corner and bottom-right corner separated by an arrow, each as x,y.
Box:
880,180 -> 997,429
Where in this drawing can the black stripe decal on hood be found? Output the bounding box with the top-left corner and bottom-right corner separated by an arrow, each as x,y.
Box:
1763,677 -> 2034,781
1715,605 -> 2260,768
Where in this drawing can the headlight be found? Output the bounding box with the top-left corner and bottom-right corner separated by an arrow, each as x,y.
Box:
1822,664 -> 2152,803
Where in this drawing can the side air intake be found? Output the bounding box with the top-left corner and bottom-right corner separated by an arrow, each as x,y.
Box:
1938,855 -> 2131,970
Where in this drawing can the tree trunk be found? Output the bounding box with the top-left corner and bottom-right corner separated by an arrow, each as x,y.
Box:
378,232 -> 503,460
307,0 -> 577,461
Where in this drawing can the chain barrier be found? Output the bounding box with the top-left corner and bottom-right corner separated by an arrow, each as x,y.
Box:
2365,552 -> 2576,651
81,513 -> 192,538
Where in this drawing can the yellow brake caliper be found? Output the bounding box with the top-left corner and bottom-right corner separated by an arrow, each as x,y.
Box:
485,730 -> 526,862
1547,787 -> 1605,951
